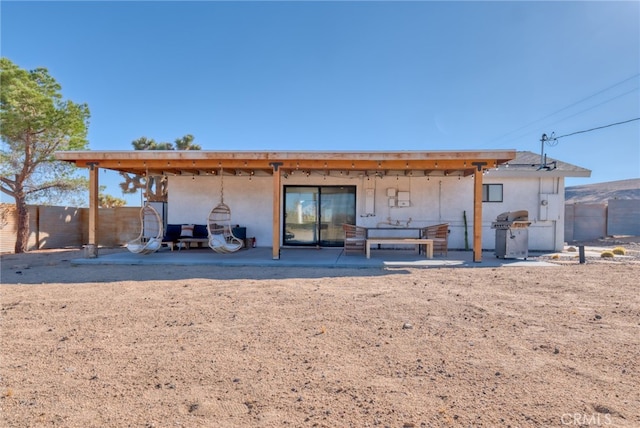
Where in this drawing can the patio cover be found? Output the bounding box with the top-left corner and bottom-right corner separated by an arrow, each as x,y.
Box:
55,149 -> 516,261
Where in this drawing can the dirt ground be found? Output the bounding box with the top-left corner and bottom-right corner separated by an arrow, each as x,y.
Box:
1,242 -> 639,427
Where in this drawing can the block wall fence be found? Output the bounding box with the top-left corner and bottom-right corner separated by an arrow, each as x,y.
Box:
0,204 -> 140,253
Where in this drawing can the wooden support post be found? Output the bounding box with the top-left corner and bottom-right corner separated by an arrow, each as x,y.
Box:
86,162 -> 99,258
472,162 -> 486,263
270,162 -> 283,260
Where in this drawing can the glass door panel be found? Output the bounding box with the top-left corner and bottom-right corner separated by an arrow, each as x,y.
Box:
284,186 -> 319,245
319,186 -> 356,246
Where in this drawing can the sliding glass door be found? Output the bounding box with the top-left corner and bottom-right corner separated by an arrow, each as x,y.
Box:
284,186 -> 356,247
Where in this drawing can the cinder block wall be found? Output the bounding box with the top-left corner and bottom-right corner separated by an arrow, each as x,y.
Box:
81,207 -> 140,247
37,206 -> 83,249
0,204 -> 140,253
608,199 -> 640,236
564,203 -> 607,242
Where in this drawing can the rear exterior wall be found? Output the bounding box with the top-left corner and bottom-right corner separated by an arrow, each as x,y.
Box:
168,173 -> 565,251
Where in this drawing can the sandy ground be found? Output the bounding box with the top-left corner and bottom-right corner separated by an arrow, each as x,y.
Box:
1,242 -> 639,427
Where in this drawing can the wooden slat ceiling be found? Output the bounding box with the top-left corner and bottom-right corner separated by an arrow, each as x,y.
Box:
55,150 -> 516,178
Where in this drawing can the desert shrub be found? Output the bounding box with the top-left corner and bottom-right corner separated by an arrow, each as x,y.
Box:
612,247 -> 626,255
600,251 -> 615,258
567,246 -> 577,252
551,254 -> 560,259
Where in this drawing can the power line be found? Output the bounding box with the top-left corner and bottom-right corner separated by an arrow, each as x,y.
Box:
553,117 -> 640,140
537,117 -> 639,170
481,73 -> 640,147
536,87 -> 638,135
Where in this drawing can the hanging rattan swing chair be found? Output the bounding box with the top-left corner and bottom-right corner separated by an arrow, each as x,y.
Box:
127,175 -> 163,255
207,169 -> 243,253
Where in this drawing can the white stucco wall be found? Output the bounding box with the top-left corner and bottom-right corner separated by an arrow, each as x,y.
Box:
166,172 -> 566,251
168,175 -> 273,246
482,175 -> 565,251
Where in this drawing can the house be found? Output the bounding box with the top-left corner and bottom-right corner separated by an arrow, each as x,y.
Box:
483,150 -> 590,251
54,149 -> 590,260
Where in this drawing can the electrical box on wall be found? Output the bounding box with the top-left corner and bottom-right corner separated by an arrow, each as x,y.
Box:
539,193 -> 561,220
386,188 -> 411,208
397,191 -> 410,207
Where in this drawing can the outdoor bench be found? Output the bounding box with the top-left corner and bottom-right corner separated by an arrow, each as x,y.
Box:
365,238 -> 433,259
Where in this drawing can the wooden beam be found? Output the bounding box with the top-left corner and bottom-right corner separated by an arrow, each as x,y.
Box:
56,149 -> 516,162
55,150 -> 517,177
270,162 -> 283,260
87,163 -> 99,258
74,158 -> 502,172
472,163 -> 486,263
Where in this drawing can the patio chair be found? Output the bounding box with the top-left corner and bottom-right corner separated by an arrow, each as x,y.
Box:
343,224 -> 367,255
207,202 -> 244,253
206,168 -> 244,253
127,203 -> 163,254
421,223 -> 449,256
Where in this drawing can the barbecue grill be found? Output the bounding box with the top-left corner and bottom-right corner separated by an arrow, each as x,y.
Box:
491,210 -> 531,259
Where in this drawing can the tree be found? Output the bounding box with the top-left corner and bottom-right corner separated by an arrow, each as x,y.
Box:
130,136 -> 173,151
174,134 -> 201,150
119,134 -> 200,201
98,186 -> 126,208
0,58 -> 90,253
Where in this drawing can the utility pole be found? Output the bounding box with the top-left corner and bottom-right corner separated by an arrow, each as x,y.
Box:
539,132 -> 557,170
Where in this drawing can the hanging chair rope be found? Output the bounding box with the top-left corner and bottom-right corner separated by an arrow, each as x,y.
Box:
219,167 -> 224,204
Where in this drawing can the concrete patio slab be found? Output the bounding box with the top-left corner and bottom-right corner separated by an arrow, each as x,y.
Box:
71,247 -> 559,269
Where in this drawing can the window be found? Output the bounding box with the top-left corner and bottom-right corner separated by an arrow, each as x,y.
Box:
483,184 -> 503,202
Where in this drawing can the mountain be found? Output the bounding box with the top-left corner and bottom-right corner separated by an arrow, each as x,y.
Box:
565,178 -> 640,204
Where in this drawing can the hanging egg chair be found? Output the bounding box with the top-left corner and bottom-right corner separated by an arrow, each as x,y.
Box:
207,169 -> 243,253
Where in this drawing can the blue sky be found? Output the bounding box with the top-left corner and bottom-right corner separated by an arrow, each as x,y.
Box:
2,1 -> 638,206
